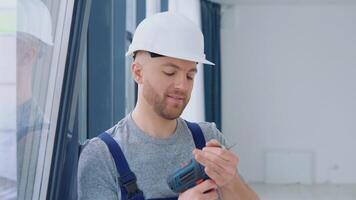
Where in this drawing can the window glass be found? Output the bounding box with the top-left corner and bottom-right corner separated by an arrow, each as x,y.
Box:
16,0 -> 73,199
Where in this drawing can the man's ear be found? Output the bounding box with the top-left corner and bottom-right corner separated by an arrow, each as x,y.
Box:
132,62 -> 143,84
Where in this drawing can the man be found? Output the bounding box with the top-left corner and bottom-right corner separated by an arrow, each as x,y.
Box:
78,12 -> 259,200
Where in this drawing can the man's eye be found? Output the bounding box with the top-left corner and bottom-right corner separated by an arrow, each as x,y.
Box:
164,72 -> 175,76
187,73 -> 195,80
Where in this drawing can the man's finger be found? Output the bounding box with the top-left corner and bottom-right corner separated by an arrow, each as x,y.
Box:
193,179 -> 217,193
202,146 -> 238,163
194,151 -> 226,176
195,149 -> 231,169
206,139 -> 221,147
205,167 -> 224,185
202,188 -> 219,200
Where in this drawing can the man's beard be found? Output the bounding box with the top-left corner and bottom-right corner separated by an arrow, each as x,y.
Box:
143,80 -> 189,120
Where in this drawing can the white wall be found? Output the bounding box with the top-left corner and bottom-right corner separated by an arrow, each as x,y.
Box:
221,3 -> 356,184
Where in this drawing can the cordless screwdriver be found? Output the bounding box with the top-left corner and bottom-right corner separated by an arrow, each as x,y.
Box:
167,143 -> 236,193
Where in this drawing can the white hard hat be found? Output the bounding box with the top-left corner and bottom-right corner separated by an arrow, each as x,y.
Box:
126,12 -> 214,65
17,0 -> 53,45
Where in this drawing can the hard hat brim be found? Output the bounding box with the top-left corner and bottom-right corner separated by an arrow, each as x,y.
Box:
126,50 -> 215,66
200,59 -> 215,66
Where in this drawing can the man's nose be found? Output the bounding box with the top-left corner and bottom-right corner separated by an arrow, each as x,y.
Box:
173,74 -> 189,91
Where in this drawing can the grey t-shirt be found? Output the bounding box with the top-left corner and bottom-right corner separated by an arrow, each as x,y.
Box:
77,114 -> 228,200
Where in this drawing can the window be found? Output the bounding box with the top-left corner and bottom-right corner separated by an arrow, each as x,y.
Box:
16,0 -> 75,199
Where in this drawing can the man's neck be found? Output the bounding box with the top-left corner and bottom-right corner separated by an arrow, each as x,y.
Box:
131,104 -> 177,139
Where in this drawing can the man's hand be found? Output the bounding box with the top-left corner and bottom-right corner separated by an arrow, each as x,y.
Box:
193,139 -> 239,188
178,179 -> 218,200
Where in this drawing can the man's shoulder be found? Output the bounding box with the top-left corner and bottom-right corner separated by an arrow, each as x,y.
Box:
80,114 -> 132,156
78,115 -> 127,152
79,137 -> 109,163
105,114 -> 132,138
198,121 -> 225,145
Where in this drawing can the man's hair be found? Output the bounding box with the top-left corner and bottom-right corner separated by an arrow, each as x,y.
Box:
133,51 -> 164,60
133,51 -> 198,64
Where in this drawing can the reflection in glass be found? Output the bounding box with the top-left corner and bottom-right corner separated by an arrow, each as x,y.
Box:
16,0 -> 54,199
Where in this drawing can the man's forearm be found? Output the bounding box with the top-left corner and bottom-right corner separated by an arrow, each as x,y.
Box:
220,175 -> 260,200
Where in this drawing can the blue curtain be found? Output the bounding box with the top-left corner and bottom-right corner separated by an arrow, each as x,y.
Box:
201,0 -> 222,130
88,0 -> 126,138
161,0 -> 168,12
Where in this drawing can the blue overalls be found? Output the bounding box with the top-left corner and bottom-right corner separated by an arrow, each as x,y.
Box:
98,121 -> 206,200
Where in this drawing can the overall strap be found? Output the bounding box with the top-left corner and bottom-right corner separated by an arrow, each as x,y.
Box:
98,132 -> 144,200
184,120 -> 206,149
